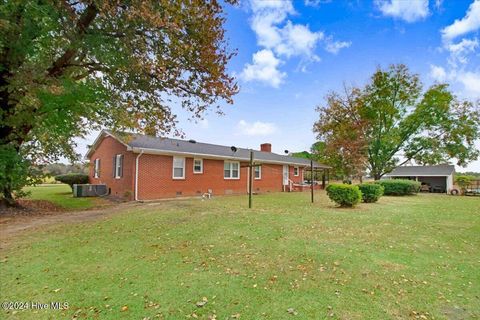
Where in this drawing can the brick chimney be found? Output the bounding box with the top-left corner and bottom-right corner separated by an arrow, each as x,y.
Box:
260,143 -> 272,152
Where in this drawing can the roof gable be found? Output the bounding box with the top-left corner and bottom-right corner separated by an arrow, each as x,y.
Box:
385,165 -> 455,177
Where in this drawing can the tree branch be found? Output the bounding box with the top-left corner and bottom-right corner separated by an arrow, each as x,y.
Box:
47,3 -> 98,77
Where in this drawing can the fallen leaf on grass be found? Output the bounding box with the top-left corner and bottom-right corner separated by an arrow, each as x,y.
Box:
196,297 -> 208,307
230,313 -> 240,319
287,308 -> 298,316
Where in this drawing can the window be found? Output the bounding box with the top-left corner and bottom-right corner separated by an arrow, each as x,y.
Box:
113,154 -> 123,179
294,166 -> 299,176
193,158 -> 203,174
94,159 -> 100,178
254,165 -> 261,179
173,157 -> 185,179
224,161 -> 240,179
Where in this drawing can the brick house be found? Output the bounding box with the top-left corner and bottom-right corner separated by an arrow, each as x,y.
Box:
86,130 -> 329,201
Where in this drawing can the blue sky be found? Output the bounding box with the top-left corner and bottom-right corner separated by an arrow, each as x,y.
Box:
78,0 -> 480,171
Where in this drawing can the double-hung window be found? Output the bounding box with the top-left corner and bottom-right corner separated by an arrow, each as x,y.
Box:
294,166 -> 299,177
173,157 -> 185,179
224,161 -> 240,179
193,158 -> 203,174
254,165 -> 261,179
113,154 -> 123,179
94,158 -> 100,178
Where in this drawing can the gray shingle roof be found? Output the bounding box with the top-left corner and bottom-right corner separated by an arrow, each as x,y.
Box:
103,131 -> 330,168
384,165 -> 455,177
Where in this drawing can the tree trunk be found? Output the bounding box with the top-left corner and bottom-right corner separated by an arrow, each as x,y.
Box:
1,187 -> 16,208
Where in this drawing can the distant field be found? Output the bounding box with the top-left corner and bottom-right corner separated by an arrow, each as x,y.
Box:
1,192 -> 479,319
22,184 -> 108,210
41,176 -> 58,184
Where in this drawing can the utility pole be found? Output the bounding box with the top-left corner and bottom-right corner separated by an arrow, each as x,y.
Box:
310,159 -> 314,203
249,150 -> 254,208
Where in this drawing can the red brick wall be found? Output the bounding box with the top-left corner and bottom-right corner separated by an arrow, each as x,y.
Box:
137,155 -> 306,200
88,136 -> 135,199
89,135 -> 309,201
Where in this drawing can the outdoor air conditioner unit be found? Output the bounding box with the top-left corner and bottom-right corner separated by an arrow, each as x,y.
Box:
73,184 -> 108,197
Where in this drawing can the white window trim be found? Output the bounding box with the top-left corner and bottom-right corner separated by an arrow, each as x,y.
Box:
254,165 -> 261,180
294,166 -> 299,177
114,154 -> 122,179
94,158 -> 100,178
193,158 -> 203,174
172,156 -> 186,179
224,161 -> 240,180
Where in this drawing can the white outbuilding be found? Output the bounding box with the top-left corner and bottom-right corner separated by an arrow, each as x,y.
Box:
383,165 -> 455,194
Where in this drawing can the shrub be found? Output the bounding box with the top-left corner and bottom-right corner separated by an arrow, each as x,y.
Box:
326,184 -> 362,207
0,145 -> 43,205
358,183 -> 384,203
55,173 -> 89,190
455,175 -> 474,191
375,179 -> 420,196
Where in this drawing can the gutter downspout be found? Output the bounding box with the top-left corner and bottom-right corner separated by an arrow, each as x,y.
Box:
135,150 -> 144,201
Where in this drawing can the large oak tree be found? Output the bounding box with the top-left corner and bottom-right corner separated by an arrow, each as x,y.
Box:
0,0 -> 238,205
314,64 -> 480,180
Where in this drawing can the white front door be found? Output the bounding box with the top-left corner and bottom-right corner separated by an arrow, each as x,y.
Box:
283,165 -> 289,185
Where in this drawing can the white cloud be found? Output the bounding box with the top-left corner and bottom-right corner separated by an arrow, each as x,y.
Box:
376,0 -> 429,23
242,0 -> 350,87
237,120 -> 278,136
429,64 -> 448,82
250,0 -> 294,12
432,2 -> 480,98
250,1 -> 294,50
276,22 -> 324,58
241,49 -> 286,88
304,0 -> 332,8
250,1 -> 323,59
441,0 -> 480,42
325,39 -> 352,54
446,37 -> 479,65
457,71 -> 480,97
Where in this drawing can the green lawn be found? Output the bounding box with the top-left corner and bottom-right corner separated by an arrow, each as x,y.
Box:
1,192 -> 479,319
22,184 -> 107,210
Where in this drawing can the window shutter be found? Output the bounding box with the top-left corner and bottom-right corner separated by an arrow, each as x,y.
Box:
113,156 -> 116,177
120,155 -> 124,177
98,159 -> 101,177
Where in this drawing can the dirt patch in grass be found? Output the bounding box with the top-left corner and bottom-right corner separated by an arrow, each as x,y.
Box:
0,199 -> 64,216
0,201 -> 143,250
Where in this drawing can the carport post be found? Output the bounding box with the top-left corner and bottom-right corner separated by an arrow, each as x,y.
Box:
322,170 -> 326,189
311,159 -> 314,203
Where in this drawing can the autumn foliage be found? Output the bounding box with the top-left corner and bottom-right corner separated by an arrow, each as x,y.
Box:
314,64 -> 480,181
0,1 -> 238,205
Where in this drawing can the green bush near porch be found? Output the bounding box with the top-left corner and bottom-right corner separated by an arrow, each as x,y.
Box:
358,183 -> 384,203
326,184 -> 362,207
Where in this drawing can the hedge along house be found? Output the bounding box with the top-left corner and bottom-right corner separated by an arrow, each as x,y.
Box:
383,165 -> 455,194
86,130 -> 330,201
